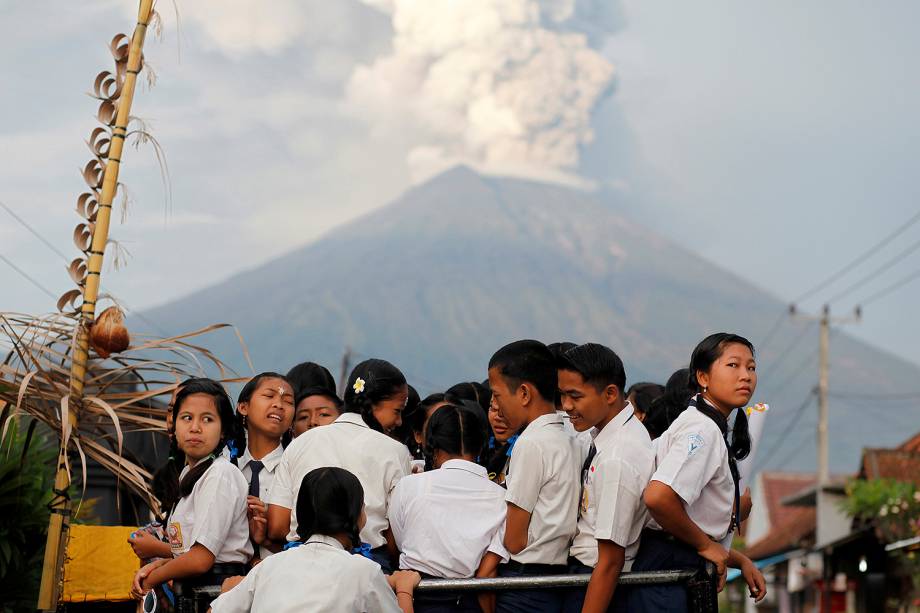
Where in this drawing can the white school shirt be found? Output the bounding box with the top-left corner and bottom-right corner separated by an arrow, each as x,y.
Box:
166,456 -> 253,563
389,459 -> 510,578
209,533 -> 401,613
239,443 -> 284,559
504,412 -> 581,565
647,404 -> 735,541
569,404 -> 655,569
267,412 -> 412,547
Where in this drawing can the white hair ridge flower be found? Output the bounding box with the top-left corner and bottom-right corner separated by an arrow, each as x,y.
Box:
353,377 -> 366,395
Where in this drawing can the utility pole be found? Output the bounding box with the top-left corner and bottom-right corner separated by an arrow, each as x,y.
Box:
338,346 -> 352,398
817,305 -> 830,486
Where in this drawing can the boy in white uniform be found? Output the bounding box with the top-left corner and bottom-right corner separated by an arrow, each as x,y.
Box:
557,343 -> 655,613
487,340 -> 581,613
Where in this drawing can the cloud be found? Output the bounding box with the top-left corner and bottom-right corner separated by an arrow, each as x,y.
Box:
347,0 -> 615,185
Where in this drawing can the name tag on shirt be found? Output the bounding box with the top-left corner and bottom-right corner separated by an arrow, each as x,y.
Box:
167,522 -> 184,555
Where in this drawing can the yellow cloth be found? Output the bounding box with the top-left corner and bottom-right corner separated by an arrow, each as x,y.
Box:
62,524 -> 140,602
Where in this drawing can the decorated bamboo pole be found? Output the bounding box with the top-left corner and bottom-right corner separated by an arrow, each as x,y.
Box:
37,1 -> 155,608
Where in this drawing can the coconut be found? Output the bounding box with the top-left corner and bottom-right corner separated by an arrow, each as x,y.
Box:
90,306 -> 130,358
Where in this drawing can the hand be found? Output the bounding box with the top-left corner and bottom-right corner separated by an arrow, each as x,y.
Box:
697,540 -> 729,592
392,570 -> 422,593
127,531 -> 162,560
130,559 -> 165,600
220,575 -> 245,594
247,496 -> 266,519
741,559 -> 767,603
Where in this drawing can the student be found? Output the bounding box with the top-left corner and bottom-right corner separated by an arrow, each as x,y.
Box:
267,359 -> 412,572
556,343 -> 654,613
131,378 -> 252,601
286,362 -> 343,438
234,372 -> 295,560
624,382 -> 664,423
210,467 -> 421,613
481,400 -> 518,486
389,404 -> 510,612
487,340 -> 581,613
285,361 -> 337,398
632,333 -> 767,611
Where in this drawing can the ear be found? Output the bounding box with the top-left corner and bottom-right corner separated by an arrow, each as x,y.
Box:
696,369 -> 710,391
237,402 -> 249,417
604,384 -> 620,405
518,382 -> 532,407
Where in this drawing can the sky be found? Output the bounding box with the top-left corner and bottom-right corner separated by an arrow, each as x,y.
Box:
2,0 -> 920,371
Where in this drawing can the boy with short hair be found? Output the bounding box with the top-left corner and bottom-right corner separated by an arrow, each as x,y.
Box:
487,340 -> 582,613
558,343 -> 655,613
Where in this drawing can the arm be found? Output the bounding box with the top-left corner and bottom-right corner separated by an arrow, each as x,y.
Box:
267,504 -> 292,543
643,481 -> 729,590
502,503 -> 531,554
581,540 -> 625,613
391,570 -> 420,613
142,543 -> 216,588
475,551 -> 502,613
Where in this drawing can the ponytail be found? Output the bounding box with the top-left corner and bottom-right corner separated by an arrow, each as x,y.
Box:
342,359 -> 407,434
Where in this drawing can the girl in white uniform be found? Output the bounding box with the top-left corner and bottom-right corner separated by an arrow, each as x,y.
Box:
233,372 -> 295,561
211,467 -> 421,613
632,333 -> 767,611
131,378 -> 252,602
285,361 -> 343,438
389,402 -> 510,613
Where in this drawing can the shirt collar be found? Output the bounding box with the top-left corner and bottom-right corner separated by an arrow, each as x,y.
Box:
302,533 -> 346,551
593,402 -> 636,453
523,411 -> 564,434
334,413 -> 369,429
441,458 -> 489,478
238,442 -> 284,472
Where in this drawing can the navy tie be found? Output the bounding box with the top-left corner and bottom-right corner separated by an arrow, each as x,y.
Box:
248,460 -> 264,498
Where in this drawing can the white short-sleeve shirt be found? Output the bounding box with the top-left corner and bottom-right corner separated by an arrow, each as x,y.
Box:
166,456 -> 253,563
648,403 -> 735,541
267,413 -> 412,547
239,443 -> 284,559
569,404 -> 655,568
504,412 -> 581,565
390,459 -> 509,578
209,533 -> 401,613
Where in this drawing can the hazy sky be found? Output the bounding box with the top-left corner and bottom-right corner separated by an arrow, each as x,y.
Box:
2,0 -> 920,371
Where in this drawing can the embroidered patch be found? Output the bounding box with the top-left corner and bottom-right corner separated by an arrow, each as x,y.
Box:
167,522 -> 183,553
688,433 -> 705,457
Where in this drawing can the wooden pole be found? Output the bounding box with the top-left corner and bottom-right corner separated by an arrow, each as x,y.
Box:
37,1 -> 154,608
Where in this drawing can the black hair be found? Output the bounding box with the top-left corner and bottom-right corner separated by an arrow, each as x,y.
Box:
342,359 -> 407,433
547,342 -> 577,360
643,368 -> 692,440
488,340 -> 557,402
286,362 -> 338,399
688,333 -> 754,461
424,403 -> 488,464
235,372 -> 294,453
169,378 -> 241,502
627,382 -> 665,417
558,343 -> 627,394
391,385 -> 422,456
294,467 -> 364,548
445,381 -> 492,414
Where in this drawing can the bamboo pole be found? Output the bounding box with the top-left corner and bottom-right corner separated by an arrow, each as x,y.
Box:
37,1 -> 155,608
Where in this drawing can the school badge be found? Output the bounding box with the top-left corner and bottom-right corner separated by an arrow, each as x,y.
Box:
687,433 -> 705,457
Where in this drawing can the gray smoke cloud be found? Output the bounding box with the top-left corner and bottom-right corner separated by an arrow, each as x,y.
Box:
348,0 -> 616,186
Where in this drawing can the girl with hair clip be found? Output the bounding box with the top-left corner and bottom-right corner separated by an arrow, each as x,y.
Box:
233,372 -> 295,561
389,403 -> 510,613
266,359 -> 412,573
631,334 -> 767,611
210,467 -> 421,613
130,378 -> 252,605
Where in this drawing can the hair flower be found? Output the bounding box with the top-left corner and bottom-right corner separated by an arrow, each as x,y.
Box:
353,377 -> 366,394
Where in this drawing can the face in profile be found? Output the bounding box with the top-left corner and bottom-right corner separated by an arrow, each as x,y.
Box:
488,403 -> 513,442
372,384 -> 409,433
487,367 -> 526,431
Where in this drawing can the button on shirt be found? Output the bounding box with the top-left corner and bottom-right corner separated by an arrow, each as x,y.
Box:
239,444 -> 284,559
209,533 -> 401,613
569,404 -> 655,568
390,459 -> 510,578
504,412 -> 581,565
167,456 -> 253,563
268,413 -> 412,547
648,405 -> 735,541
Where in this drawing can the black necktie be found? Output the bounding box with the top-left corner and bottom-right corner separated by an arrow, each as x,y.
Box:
581,443 -> 597,484
248,460 -> 264,498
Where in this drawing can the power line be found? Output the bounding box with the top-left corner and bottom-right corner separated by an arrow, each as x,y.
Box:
855,266 -> 920,308
0,253 -> 58,301
792,208 -> 920,304
0,200 -> 72,262
825,235 -> 920,305
756,310 -> 789,354
757,388 -> 817,468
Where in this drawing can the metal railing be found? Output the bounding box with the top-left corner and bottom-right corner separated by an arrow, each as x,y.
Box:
176,564 -> 718,612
